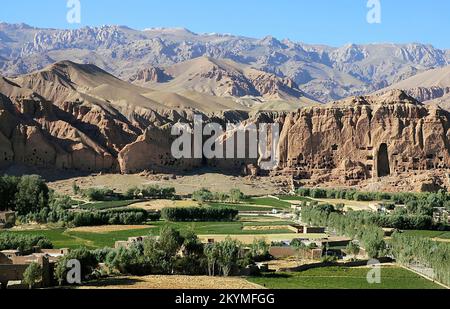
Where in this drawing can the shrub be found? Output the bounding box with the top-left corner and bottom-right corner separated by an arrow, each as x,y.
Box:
321,255 -> 338,263
83,188 -> 115,201
295,188 -> 310,197
192,188 -> 214,203
310,189 -> 327,199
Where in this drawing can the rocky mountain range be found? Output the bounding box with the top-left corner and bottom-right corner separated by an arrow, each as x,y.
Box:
1,23 -> 450,103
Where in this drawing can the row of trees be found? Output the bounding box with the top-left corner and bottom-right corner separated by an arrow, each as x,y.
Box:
300,204 -> 387,258
71,209 -> 156,227
357,212 -> 433,230
296,187 -> 450,210
125,185 -> 176,200
297,192 -> 441,230
390,233 -> 450,287
54,228 -> 270,285
16,193 -> 158,227
78,185 -> 177,202
161,207 -> 238,222
192,188 -> 245,204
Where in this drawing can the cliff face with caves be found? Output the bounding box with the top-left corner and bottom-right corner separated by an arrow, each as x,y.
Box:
277,90 -> 450,185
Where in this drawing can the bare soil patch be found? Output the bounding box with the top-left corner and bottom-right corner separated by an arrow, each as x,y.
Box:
47,172 -> 286,196
79,275 -> 263,289
130,199 -> 199,211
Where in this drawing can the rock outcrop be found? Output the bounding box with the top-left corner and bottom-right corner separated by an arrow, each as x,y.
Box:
277,90 -> 450,185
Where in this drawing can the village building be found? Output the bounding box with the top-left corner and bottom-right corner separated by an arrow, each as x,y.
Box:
0,247 -> 69,289
0,211 -> 16,229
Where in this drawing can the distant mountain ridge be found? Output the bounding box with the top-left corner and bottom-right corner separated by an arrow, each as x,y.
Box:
377,65 -> 450,110
1,22 -> 449,103
130,57 -> 315,102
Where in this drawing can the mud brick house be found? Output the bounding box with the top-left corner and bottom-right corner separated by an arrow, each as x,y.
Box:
0,248 -> 68,289
0,211 -> 16,229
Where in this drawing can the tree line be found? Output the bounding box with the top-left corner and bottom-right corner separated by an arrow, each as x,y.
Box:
76,184 -> 177,202
297,188 -> 449,230
300,204 -> 387,258
15,192 -> 158,227
300,203 -> 450,287
0,175 -> 49,215
390,233 -> 450,287
296,187 -> 450,210
161,207 -> 238,222
192,188 -> 245,204
1,175 -> 169,227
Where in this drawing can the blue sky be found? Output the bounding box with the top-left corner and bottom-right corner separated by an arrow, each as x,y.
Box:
1,0 -> 449,48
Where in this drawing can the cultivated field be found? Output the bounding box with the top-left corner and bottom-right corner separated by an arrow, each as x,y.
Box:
1,215 -> 305,249
248,266 -> 444,289
67,225 -> 154,233
402,230 -> 450,243
79,275 -> 263,289
129,199 -> 199,211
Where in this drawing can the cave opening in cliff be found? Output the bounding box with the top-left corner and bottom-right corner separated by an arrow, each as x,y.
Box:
377,143 -> 390,177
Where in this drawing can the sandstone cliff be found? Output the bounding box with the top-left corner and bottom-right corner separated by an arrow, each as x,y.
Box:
277,90 -> 450,185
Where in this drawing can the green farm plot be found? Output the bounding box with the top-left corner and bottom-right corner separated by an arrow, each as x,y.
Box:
65,228 -> 157,248
1,228 -> 156,249
0,229 -> 93,249
248,266 -> 444,289
208,202 -> 274,212
1,218 -> 298,249
79,200 -> 142,210
148,221 -> 295,236
208,197 -> 292,212
246,197 -> 292,209
241,221 -> 296,227
276,195 -> 312,202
